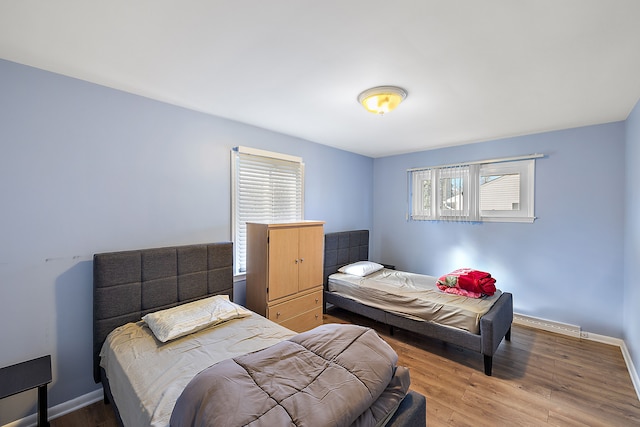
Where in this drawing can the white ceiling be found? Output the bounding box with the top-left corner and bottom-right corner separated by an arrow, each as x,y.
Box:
1,1 -> 640,158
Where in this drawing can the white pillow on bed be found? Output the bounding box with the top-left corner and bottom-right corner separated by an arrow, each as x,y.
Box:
142,295 -> 252,343
338,261 -> 384,277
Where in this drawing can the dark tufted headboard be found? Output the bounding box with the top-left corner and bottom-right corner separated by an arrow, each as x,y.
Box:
323,230 -> 369,288
92,242 -> 233,382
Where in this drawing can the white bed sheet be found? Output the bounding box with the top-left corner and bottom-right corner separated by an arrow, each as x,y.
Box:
328,269 -> 501,334
100,312 -> 296,427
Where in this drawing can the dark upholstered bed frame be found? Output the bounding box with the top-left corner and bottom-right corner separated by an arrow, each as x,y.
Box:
93,242 -> 235,426
323,230 -> 513,376
93,241 -> 426,427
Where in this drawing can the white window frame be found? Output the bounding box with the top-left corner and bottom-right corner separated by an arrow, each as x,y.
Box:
231,146 -> 304,276
408,155 -> 540,223
411,169 -> 434,220
479,160 -> 535,222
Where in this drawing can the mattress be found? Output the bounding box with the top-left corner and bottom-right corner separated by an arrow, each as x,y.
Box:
328,268 -> 502,334
99,312 -> 297,427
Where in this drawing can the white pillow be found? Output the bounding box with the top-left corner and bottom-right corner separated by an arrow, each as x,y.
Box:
338,261 -> 384,277
142,295 -> 252,343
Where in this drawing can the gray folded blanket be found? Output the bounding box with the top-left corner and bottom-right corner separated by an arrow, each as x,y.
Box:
170,323 -> 409,427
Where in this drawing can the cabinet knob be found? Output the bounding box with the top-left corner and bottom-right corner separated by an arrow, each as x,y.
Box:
294,259 -> 299,264
276,312 -> 281,318
315,298 -> 319,303
315,314 -> 319,319
300,258 -> 304,263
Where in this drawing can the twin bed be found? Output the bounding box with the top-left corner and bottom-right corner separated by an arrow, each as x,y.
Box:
323,230 -> 513,376
93,241 -> 426,427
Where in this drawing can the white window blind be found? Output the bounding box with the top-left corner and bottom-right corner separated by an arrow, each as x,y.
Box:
231,146 -> 304,275
437,165 -> 473,220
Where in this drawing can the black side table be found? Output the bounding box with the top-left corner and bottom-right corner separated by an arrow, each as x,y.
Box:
0,355 -> 52,427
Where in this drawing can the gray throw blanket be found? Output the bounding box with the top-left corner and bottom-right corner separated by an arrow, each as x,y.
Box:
170,324 -> 403,427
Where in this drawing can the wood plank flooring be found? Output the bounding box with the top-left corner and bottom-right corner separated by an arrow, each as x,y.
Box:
51,308 -> 640,426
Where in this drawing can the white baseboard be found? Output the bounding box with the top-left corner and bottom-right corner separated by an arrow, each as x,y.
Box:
514,312 -> 640,402
3,388 -> 103,427
513,312 -> 582,338
620,340 -> 640,402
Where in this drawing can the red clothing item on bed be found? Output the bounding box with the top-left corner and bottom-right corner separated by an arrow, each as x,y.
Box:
438,286 -> 484,298
437,268 -> 497,297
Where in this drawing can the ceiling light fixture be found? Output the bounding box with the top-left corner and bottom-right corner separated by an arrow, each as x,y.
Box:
357,86 -> 407,115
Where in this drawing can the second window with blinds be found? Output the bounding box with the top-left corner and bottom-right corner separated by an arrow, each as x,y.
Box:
410,159 -> 535,223
231,146 -> 304,276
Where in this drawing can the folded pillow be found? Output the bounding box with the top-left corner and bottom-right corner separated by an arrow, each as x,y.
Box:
142,295 -> 252,343
338,261 -> 384,277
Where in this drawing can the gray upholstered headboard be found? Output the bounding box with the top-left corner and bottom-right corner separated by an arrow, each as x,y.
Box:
92,242 -> 233,382
323,230 -> 369,287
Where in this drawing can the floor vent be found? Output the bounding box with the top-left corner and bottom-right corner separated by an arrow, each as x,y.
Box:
513,313 -> 582,338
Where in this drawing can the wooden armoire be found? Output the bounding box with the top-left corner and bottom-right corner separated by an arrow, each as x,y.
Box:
246,221 -> 324,332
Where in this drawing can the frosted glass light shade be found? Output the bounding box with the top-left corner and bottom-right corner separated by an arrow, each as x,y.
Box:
357,86 -> 407,115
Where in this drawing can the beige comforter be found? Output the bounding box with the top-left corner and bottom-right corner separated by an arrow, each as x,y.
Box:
100,313 -> 297,427
328,269 -> 502,333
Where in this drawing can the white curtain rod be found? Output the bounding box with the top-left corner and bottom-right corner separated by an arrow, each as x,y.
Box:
406,153 -> 544,172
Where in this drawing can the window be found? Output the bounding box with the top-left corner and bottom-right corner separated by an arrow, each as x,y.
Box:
437,166 -> 472,219
411,169 -> 433,220
409,156 -> 538,223
479,160 -> 534,221
232,146 -> 304,275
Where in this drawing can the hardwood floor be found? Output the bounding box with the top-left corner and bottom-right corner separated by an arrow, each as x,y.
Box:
52,308 -> 640,426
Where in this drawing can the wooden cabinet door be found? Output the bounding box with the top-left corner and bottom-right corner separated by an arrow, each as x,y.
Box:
267,227 -> 299,300
297,225 -> 324,291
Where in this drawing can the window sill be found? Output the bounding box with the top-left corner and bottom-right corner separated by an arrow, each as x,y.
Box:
480,216 -> 536,223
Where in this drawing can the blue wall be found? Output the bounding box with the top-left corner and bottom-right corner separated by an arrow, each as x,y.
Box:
371,123 -> 626,337
625,99 -> 640,377
0,59 -> 373,425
